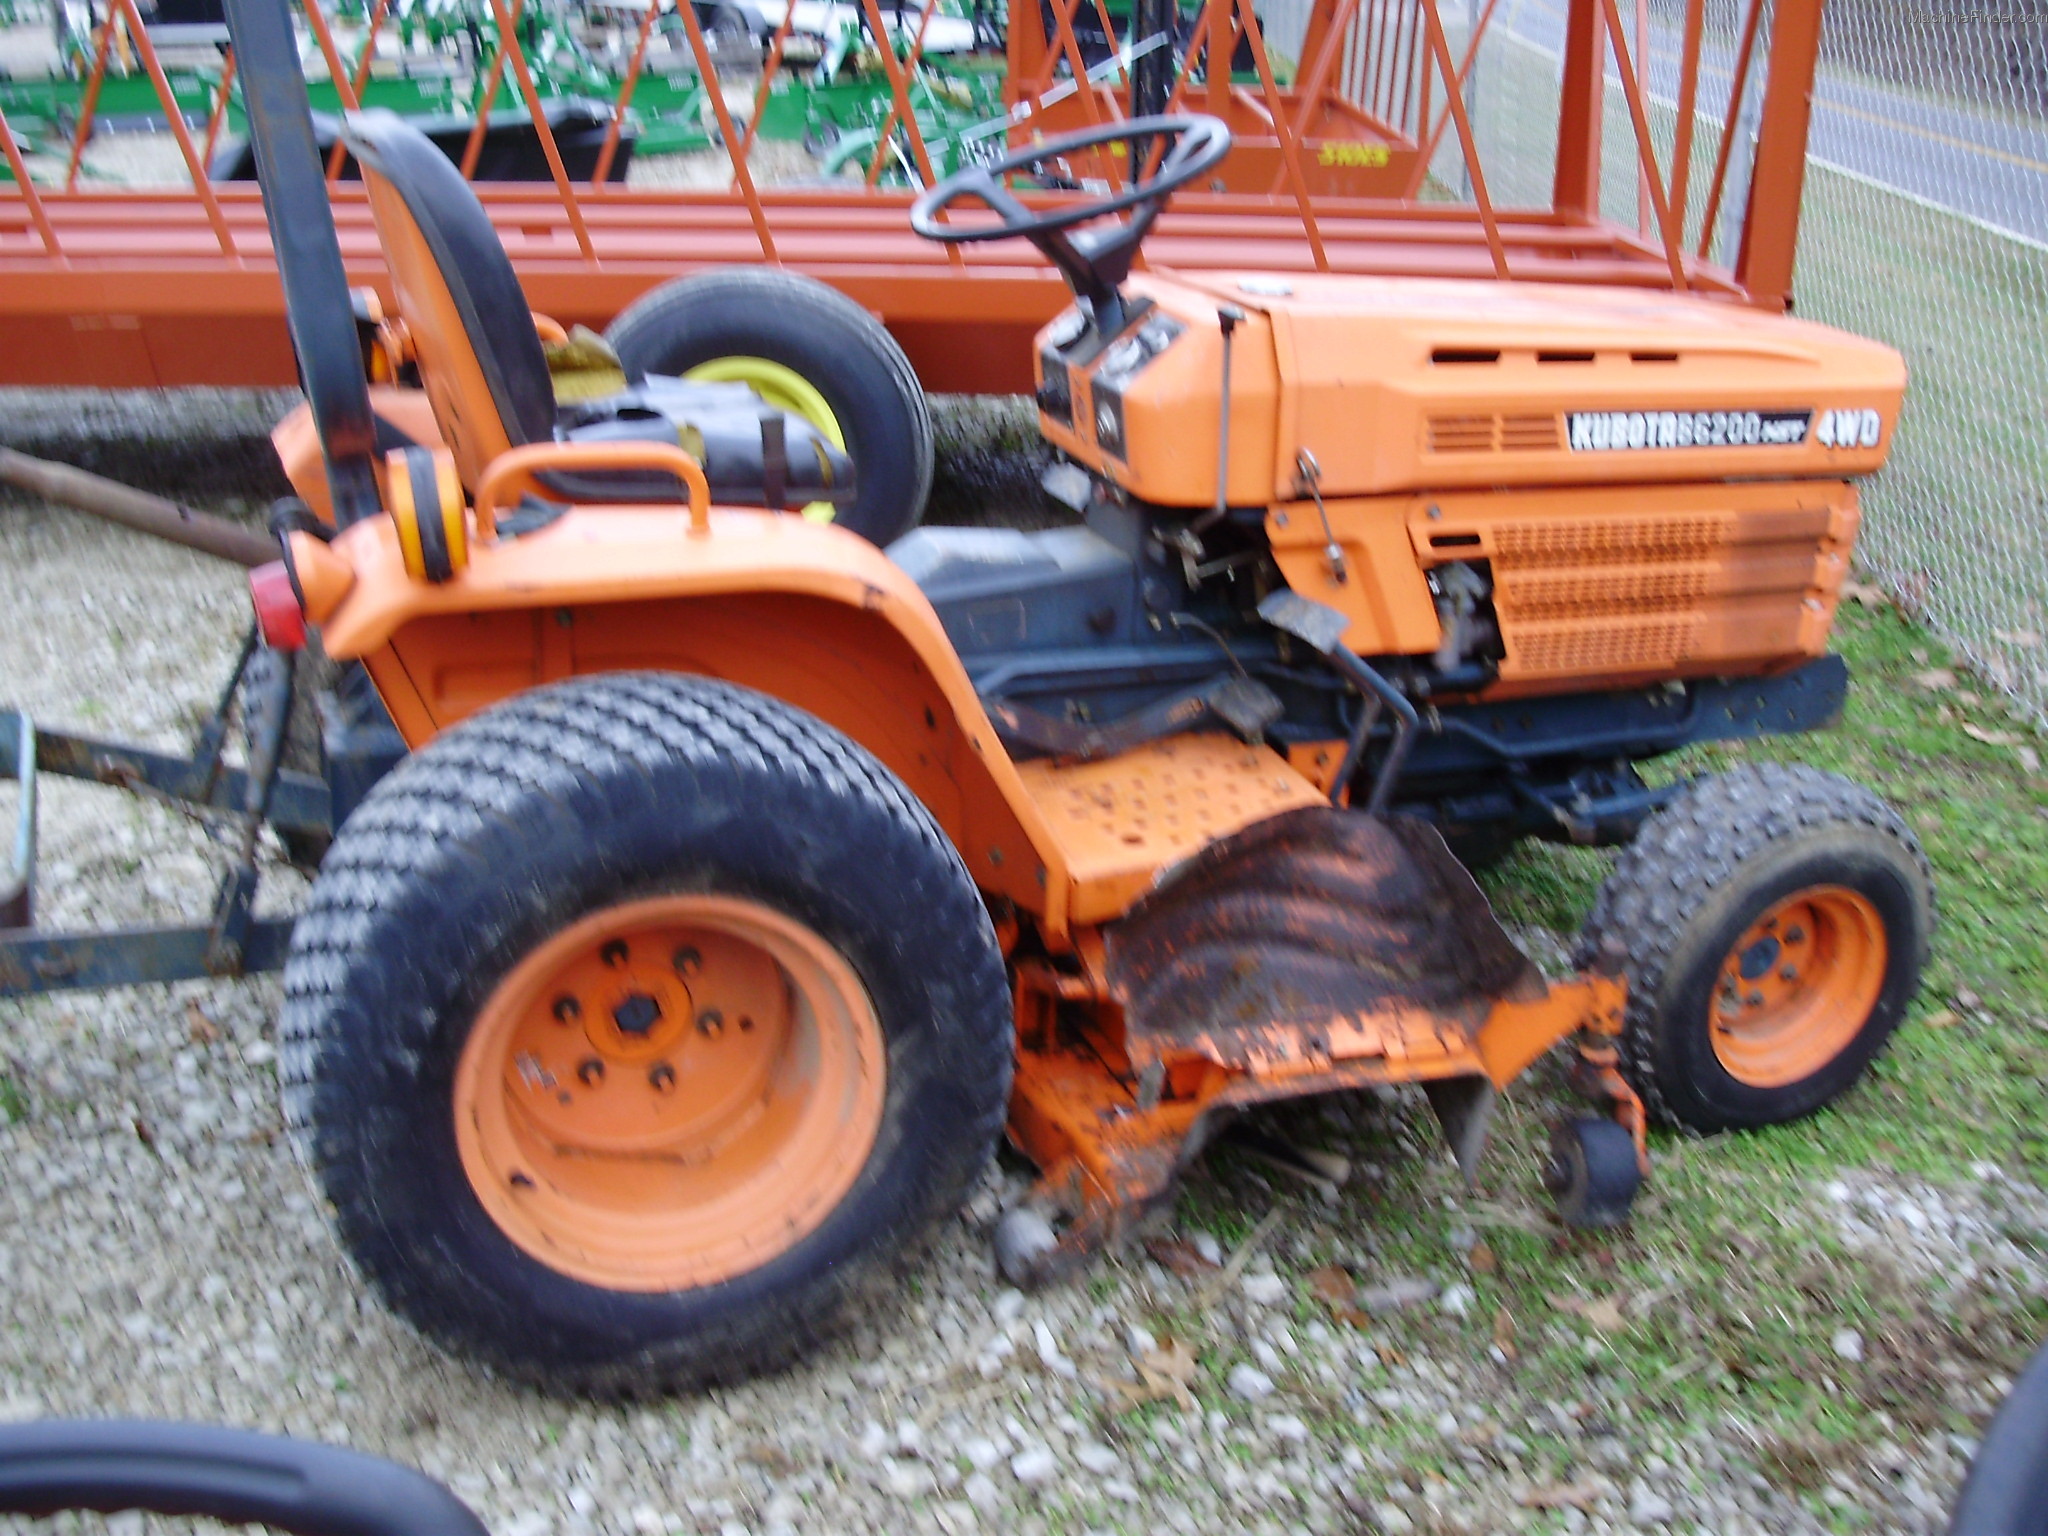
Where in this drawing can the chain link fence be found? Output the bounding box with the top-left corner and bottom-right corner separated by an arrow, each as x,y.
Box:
1421,0 -> 2048,725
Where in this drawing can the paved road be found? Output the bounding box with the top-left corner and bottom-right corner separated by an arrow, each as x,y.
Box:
1489,0 -> 2048,244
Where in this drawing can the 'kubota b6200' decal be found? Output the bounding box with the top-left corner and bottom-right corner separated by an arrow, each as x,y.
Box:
1568,408 -> 1814,452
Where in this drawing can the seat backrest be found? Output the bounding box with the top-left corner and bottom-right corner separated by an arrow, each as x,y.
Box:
340,111 -> 557,488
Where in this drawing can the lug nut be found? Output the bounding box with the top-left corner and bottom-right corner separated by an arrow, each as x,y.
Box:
577,1058 -> 605,1086
1746,990 -> 1766,1007
551,995 -> 581,1024
697,1008 -> 725,1039
1784,925 -> 1805,944
649,1062 -> 677,1094
673,945 -> 701,978
600,939 -> 630,968
1781,965 -> 1800,981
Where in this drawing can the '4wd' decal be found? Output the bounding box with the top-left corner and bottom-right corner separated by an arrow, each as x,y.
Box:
1814,407 -> 1884,449
1568,408 -> 1813,451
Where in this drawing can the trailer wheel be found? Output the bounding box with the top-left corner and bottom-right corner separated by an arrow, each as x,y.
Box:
279,672 -> 1011,1393
604,268 -> 933,545
1574,763 -> 1933,1134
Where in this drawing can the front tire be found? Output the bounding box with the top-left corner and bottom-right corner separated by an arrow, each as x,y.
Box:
1575,763 -> 1933,1134
279,673 -> 1012,1393
604,268 -> 934,545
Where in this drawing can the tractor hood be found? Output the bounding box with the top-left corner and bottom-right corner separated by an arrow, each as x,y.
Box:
1039,271 -> 1908,508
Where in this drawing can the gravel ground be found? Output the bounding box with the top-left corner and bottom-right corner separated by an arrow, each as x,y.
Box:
2,390 -> 2044,1536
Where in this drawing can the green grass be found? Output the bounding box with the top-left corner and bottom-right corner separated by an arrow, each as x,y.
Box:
1150,597 -> 2048,1511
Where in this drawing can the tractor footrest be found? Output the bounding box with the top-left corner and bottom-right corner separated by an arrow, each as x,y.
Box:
1015,733 -> 1330,925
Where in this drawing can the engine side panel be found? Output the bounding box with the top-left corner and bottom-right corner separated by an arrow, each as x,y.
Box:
1273,479 -> 1859,691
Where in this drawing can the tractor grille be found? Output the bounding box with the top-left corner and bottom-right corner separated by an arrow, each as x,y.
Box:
1419,492 -> 1858,686
1491,514 -> 1727,566
1426,413 -> 1562,453
1507,617 -> 1704,676
1427,414 -> 1495,452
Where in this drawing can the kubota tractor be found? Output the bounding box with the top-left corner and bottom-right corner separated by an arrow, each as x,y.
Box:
214,0 -> 1931,1393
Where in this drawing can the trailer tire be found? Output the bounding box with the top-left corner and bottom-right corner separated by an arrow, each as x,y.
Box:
604,268 -> 933,545
279,672 -> 1011,1394
1574,763 -> 1932,1135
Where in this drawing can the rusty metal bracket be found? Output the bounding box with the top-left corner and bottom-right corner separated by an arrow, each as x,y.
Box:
1569,1040 -> 1650,1175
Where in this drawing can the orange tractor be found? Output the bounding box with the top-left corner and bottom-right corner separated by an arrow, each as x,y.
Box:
166,0 -> 1932,1393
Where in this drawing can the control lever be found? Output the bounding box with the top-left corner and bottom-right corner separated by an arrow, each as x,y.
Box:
1211,303 -> 1243,527
1294,448 -> 1347,584
1171,303 -> 1246,583
1258,589 -> 1419,814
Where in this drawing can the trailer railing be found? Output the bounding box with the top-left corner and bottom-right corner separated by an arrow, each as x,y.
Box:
4,0 -> 1820,393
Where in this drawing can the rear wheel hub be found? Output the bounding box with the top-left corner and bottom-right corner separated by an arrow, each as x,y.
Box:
455,894 -> 887,1292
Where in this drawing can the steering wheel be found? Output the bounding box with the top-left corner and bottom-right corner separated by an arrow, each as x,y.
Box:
909,114 -> 1231,318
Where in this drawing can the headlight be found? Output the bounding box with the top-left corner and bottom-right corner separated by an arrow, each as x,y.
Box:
1042,305 -> 1087,349
1037,350 -> 1072,426
1091,380 -> 1126,458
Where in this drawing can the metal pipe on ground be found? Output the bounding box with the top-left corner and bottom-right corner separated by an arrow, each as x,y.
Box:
0,447 -> 277,567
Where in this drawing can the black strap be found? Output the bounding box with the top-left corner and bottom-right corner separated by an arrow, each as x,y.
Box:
759,411 -> 787,513
405,450 -> 452,582
985,674 -> 1284,762
221,0 -> 380,528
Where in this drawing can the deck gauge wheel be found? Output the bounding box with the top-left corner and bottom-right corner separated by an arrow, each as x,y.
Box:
1544,1116 -> 1642,1228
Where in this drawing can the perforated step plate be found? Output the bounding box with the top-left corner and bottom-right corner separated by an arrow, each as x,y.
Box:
1016,734 -> 1328,925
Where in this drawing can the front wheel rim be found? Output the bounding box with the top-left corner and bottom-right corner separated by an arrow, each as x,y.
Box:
682,355 -> 846,524
1708,885 -> 1888,1088
455,894 -> 888,1293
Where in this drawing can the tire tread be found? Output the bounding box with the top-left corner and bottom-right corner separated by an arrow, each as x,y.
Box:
280,672 -> 1011,1393
1572,762 -> 1933,1130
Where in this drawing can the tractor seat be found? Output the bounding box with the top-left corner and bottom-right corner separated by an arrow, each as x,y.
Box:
339,110 -> 853,511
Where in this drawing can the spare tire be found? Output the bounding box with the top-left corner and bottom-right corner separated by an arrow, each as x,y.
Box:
605,268 -> 933,545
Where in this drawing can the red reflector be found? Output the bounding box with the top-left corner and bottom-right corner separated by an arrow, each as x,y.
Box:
249,560 -> 307,651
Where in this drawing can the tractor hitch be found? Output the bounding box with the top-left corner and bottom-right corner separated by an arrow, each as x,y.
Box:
0,633 -> 339,997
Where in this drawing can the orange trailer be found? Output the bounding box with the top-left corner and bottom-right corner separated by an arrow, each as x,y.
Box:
1,0 -> 1826,395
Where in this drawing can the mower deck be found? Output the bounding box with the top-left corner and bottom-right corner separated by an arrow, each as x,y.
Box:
1002,800 -> 1638,1278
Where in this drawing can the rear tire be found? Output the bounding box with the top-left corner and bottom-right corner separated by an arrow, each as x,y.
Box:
604,268 -> 933,546
1574,764 -> 1933,1134
279,673 -> 1012,1393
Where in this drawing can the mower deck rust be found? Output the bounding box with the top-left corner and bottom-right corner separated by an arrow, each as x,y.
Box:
1006,801 -> 1633,1270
